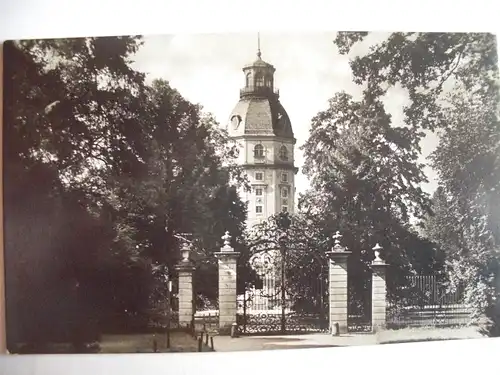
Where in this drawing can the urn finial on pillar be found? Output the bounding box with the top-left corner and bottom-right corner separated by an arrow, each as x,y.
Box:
372,243 -> 384,263
180,242 -> 191,262
332,231 -> 348,252
332,231 -> 343,249
221,231 -> 233,252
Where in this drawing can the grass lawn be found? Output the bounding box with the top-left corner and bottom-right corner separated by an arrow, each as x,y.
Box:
376,326 -> 486,344
14,331 -> 214,354
99,331 -> 214,353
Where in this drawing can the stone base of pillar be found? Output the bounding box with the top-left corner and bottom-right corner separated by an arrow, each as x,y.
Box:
218,320 -> 235,336
330,322 -> 339,336
372,322 -> 386,333
218,322 -> 240,336
330,321 -> 348,335
217,322 -> 239,337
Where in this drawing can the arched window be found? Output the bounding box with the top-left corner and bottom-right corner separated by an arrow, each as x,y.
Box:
279,145 -> 288,161
245,72 -> 251,87
255,73 -> 264,87
254,144 -> 265,158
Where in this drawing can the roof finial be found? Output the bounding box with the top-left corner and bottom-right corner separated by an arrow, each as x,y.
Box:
257,32 -> 262,59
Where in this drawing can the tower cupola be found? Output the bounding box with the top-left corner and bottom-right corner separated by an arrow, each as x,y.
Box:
240,34 -> 279,100
227,34 -> 294,139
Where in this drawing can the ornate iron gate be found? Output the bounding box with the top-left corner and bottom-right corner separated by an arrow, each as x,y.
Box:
237,251 -> 329,335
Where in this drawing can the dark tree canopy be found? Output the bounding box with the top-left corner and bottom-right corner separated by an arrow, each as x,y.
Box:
334,32 -> 498,131
299,90 -> 442,305
334,31 -> 500,333
3,37 -> 253,350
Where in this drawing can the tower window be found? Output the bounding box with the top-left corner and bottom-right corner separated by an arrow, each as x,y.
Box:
282,199 -> 288,206
255,172 -> 264,181
254,144 -> 264,158
279,145 -> 288,161
256,205 -> 263,214
255,74 -> 264,87
246,72 -> 251,87
265,74 -> 273,87
282,206 -> 288,213
281,173 -> 288,183
281,188 -> 288,198
255,188 -> 263,196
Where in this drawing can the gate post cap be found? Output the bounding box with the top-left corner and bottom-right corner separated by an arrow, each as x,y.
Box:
221,231 -> 234,252
332,231 -> 344,251
371,243 -> 387,266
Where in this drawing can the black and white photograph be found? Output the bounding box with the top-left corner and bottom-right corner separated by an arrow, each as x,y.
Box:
3,31 -> 499,354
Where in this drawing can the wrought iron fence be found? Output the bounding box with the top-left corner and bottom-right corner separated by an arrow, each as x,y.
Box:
387,275 -> 471,328
347,276 -> 372,333
147,276 -> 180,330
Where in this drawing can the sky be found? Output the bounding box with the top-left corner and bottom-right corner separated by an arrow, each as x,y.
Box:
130,32 -> 440,198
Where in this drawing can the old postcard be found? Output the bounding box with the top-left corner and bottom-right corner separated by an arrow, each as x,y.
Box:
2,32 -> 499,354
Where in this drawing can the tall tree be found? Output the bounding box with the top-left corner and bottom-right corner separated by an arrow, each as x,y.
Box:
300,91 -> 442,307
334,32 -> 500,333
3,36 -> 254,351
424,187 -> 461,261
3,36 -> 147,350
426,88 -> 500,332
108,79 -> 253,308
334,32 -> 498,131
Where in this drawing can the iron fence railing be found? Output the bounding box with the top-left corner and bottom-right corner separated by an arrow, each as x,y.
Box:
387,275 -> 471,328
239,86 -> 280,98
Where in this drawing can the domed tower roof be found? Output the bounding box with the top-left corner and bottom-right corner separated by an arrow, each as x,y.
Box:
229,98 -> 293,138
227,39 -> 294,140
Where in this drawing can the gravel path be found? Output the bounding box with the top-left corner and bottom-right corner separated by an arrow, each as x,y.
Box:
212,326 -> 485,352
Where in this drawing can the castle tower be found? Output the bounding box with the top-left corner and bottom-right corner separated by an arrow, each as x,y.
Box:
227,37 -> 297,229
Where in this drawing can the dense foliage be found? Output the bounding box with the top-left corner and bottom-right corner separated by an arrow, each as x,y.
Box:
334,32 -> 500,334
298,90 -> 442,307
3,37 -> 253,350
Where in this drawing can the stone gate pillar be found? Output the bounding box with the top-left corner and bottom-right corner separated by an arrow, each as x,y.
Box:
371,243 -> 388,332
326,231 -> 351,335
214,231 -> 240,335
174,242 -> 196,328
